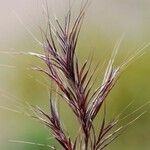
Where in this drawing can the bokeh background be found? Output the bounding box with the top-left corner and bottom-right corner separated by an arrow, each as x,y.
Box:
0,0 -> 150,149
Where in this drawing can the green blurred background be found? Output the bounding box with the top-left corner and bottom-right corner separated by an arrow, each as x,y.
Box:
0,0 -> 150,149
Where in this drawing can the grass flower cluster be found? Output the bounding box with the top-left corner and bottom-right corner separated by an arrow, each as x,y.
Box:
7,0 -> 150,150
